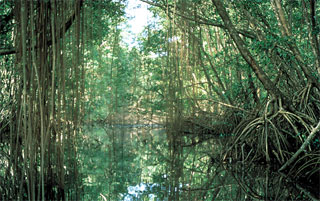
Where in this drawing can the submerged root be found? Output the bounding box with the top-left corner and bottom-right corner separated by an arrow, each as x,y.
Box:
222,85 -> 320,198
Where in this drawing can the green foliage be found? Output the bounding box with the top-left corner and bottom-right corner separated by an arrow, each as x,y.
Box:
85,1 -> 126,45
1,0 -> 319,199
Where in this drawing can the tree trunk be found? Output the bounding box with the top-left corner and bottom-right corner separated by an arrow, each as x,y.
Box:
211,0 -> 288,103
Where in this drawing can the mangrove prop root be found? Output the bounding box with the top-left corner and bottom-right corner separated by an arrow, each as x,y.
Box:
279,120 -> 320,172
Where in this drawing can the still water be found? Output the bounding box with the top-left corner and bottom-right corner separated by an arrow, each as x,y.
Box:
79,125 -> 310,201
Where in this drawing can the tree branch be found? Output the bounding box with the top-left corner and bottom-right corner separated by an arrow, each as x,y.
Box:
279,120 -> 320,172
0,48 -> 16,56
212,0 -> 287,103
140,0 -> 255,39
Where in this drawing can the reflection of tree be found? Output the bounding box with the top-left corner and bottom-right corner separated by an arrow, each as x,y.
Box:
80,124 -> 315,200
78,126 -> 140,200
138,126 -> 316,200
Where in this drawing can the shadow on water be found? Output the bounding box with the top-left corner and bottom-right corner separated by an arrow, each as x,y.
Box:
79,124 -> 317,201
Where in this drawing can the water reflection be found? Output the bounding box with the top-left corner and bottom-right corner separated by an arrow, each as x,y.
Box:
123,183 -> 158,201
80,125 -> 315,200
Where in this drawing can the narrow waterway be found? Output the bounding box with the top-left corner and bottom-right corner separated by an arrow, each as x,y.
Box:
79,124 -> 311,201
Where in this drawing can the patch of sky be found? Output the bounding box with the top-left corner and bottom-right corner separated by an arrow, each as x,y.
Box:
120,0 -> 159,49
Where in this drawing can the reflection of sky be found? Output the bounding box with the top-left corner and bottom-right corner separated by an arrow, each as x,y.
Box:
123,183 -> 158,201
122,182 -> 185,200
121,0 -> 153,48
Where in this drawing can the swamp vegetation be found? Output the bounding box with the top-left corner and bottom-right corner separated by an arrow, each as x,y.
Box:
0,0 -> 319,200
